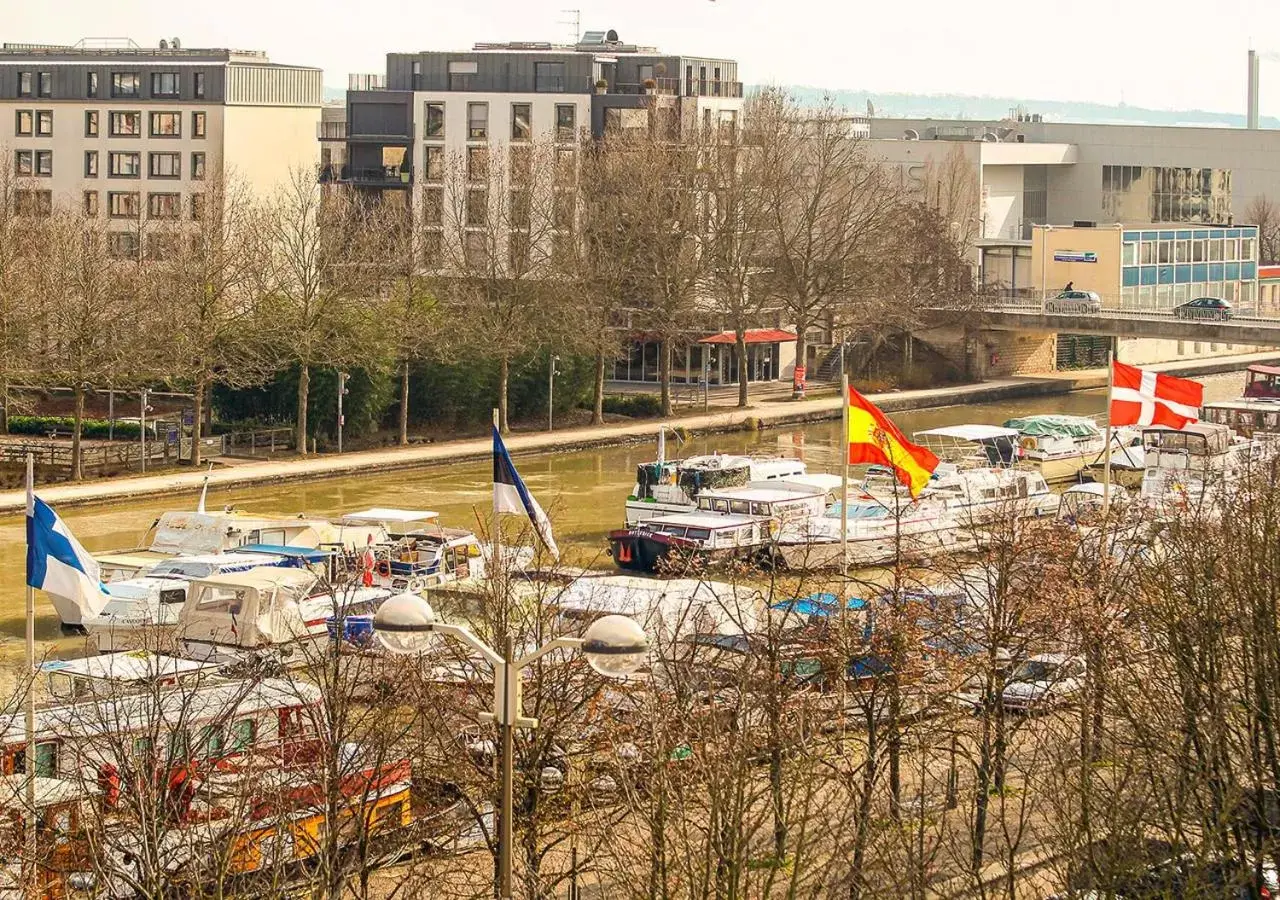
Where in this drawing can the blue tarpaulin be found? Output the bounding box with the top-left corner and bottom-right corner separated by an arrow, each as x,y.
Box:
771,593 -> 867,618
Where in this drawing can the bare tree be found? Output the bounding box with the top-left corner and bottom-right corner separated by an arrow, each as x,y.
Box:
1246,194 -> 1280,264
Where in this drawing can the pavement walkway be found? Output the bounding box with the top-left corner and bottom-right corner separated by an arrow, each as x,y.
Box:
2,348 -> 1275,517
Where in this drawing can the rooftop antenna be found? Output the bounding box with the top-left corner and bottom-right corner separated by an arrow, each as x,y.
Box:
558,9 -> 580,44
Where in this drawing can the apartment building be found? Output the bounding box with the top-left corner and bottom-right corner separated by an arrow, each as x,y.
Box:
1,38 -> 321,255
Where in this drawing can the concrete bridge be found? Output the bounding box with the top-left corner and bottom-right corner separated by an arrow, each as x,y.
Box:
968,303 -> 1280,347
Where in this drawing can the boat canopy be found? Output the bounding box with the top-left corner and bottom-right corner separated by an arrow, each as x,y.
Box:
770,592 -> 867,618
1003,415 -> 1101,439
1248,363 -> 1280,377
341,508 -> 440,525
916,425 -> 1019,442
238,544 -> 333,563
40,651 -> 214,685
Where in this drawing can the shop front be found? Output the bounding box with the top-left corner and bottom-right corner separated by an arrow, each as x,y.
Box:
611,330 -> 796,385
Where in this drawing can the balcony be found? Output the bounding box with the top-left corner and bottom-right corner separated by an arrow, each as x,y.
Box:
318,121 -> 347,141
328,165 -> 411,188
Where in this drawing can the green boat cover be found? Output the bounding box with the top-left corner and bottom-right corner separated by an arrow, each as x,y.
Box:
1002,415 -> 1101,439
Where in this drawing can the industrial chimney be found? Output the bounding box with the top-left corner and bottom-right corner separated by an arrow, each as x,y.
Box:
1248,49 -> 1261,130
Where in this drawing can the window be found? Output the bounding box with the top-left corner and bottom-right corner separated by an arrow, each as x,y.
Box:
554,191 -> 574,230
1122,242 -> 1137,266
14,151 -> 31,176
423,188 -> 443,225
86,71 -> 98,98
37,72 -> 51,98
555,148 -> 575,186
510,189 -> 531,228
191,111 -> 206,138
230,720 -> 256,751
467,102 -> 487,139
151,72 -> 179,97
555,105 -> 576,142
639,64 -> 654,83
34,742 -> 57,777
109,151 -> 140,177
109,111 -> 141,136
424,102 -> 444,138
1158,239 -> 1172,265
509,145 -> 531,186
108,191 -> 140,218
464,231 -> 486,267
167,729 -> 189,762
149,152 -> 180,178
196,726 -> 223,759
1139,240 -> 1156,265
15,110 -> 32,136
149,112 -> 181,137
508,229 -> 531,271
193,71 -> 205,99
511,103 -> 531,141
421,230 -> 442,267
424,146 -> 444,182
467,146 -> 488,181
17,72 -> 32,97
84,191 -> 98,217
36,110 -> 52,136
108,231 -> 139,259
111,72 -> 140,98
447,59 -> 477,90
85,151 -> 98,177
34,151 -> 51,176
466,188 -> 487,226
191,152 -> 205,180
534,61 -> 566,92
190,193 -> 205,220
1243,237 -> 1256,261
85,110 -> 98,137
14,190 -> 51,217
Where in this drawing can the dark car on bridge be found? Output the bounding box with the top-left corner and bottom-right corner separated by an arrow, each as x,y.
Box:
1175,296 -> 1232,321
1045,290 -> 1102,314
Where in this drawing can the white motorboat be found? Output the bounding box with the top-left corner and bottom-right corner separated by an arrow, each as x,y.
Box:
1139,422 -> 1262,513
775,496 -> 971,569
624,429 -> 808,525
83,549 -> 331,652
861,462 -> 1057,525
174,568 -> 390,667
1002,415 -> 1107,483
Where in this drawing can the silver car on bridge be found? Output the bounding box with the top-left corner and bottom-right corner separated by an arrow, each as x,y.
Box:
1045,290 -> 1102,314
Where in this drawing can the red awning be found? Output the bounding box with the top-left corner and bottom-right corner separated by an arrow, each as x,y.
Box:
698,328 -> 798,345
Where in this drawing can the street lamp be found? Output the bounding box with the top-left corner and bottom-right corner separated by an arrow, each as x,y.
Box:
337,372 -> 350,454
139,388 -> 154,473
548,355 -> 560,433
372,594 -> 648,900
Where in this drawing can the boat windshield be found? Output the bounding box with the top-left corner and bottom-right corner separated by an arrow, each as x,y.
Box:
826,502 -> 890,520
1012,659 -> 1058,682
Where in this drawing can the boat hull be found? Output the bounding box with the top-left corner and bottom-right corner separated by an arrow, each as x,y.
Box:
606,530 -> 747,575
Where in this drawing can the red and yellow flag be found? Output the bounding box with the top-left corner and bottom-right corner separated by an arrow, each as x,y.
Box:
847,387 -> 939,498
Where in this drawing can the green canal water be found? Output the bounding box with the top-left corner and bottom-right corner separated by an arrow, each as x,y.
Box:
0,374 -> 1246,655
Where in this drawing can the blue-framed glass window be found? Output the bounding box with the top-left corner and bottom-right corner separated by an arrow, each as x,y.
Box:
1209,262 -> 1225,281
1175,265 -> 1192,283
1142,231 -> 1159,241
1175,230 -> 1192,240
1243,261 -> 1257,280
1122,267 -> 1140,287
1243,226 -> 1258,238
1226,262 -> 1240,280
1193,263 -> 1208,282
1194,230 -> 1209,239
1227,228 -> 1241,238
1158,266 -> 1174,284
1122,231 -> 1140,242
1140,266 -> 1157,286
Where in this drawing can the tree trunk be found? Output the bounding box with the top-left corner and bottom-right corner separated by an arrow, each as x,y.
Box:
71,385 -> 85,481
659,341 -> 672,417
592,350 -> 605,426
399,361 -> 410,446
191,377 -> 205,468
901,331 -> 914,382
793,325 -> 808,400
736,330 -> 749,408
0,381 -> 8,433
202,382 -> 213,433
498,355 -> 509,434
296,365 -> 310,455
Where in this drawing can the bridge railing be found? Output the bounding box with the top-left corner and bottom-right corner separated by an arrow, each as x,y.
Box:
980,291 -> 1280,323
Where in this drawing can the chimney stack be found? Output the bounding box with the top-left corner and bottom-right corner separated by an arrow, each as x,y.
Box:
1248,49 -> 1261,130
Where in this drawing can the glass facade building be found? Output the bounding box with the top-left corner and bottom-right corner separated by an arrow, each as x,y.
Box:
1119,226 -> 1258,311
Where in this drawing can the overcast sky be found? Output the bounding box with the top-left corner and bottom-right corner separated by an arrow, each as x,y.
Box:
10,0 -> 1280,115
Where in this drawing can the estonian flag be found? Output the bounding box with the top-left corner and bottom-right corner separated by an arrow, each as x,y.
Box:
26,477 -> 108,625
493,426 -> 559,560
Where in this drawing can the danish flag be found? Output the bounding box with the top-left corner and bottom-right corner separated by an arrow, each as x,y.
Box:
1109,360 -> 1204,429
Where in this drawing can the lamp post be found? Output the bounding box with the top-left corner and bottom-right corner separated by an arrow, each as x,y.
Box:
373,594 -> 648,900
548,356 -> 560,432
337,371 -> 350,454
139,388 -> 153,473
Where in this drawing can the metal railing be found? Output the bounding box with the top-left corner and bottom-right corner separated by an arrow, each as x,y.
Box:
225,427 -> 295,457
317,121 -> 347,140
336,165 -> 412,186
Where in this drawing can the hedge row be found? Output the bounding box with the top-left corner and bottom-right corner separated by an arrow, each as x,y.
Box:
601,394 -> 663,418
8,416 -> 144,440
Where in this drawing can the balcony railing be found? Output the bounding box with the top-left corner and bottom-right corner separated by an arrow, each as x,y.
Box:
318,121 -> 347,140
322,165 -> 411,187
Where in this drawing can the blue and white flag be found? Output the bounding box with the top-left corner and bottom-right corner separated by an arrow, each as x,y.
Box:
26,480 -> 108,625
493,426 -> 559,560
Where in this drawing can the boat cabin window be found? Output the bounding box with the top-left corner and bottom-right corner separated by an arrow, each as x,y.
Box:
13,741 -> 60,777
729,500 -> 751,514
198,586 -> 250,614
196,725 -> 224,759
133,736 -> 155,762
231,719 -> 256,751
656,525 -> 688,537
687,527 -> 711,541
168,729 -> 189,762
160,587 -> 186,605
701,499 -> 729,513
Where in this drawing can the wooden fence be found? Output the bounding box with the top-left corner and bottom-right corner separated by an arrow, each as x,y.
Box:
224,427 -> 296,458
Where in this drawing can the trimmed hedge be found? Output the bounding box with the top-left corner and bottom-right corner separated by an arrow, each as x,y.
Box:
601,393 -> 663,418
8,415 -> 144,440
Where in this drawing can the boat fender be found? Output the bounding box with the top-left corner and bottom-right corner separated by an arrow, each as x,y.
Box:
376,560 -> 391,577
407,576 -> 427,594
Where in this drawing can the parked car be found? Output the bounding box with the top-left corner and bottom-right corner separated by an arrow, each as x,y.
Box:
1045,290 -> 1102,314
1001,652 -> 1085,712
1175,296 -> 1233,320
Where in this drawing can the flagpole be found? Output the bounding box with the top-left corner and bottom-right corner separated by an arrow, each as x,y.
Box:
840,373 -> 849,578
492,408 -> 503,582
23,453 -> 35,888
1102,349 -> 1114,518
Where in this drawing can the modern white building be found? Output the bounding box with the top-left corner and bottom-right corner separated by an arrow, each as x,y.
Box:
1,38 -> 321,256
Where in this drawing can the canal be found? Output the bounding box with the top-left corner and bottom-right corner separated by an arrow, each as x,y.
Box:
0,372 -> 1247,651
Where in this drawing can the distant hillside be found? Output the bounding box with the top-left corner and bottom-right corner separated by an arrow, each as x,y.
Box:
768,86 -> 1280,129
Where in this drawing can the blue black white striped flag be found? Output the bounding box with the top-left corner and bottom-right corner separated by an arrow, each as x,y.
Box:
493,426 -> 559,560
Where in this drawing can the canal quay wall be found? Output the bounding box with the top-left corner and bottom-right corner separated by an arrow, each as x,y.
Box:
0,351 -> 1275,517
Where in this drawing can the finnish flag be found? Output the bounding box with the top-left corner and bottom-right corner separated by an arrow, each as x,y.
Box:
26,486 -> 108,626
493,426 -> 559,560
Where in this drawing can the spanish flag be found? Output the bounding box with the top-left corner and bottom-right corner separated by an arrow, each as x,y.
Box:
846,387 -> 939,498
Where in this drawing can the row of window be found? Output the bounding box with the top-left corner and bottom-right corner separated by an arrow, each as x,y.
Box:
14,188 -> 205,222
17,109 -> 207,139
17,149 -> 206,180
420,186 -> 575,229
1121,235 -> 1257,266
1120,261 -> 1258,287
415,228 -> 576,270
423,100 -> 577,143
15,70 -> 205,100
422,144 -> 577,184
1119,280 -> 1257,310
